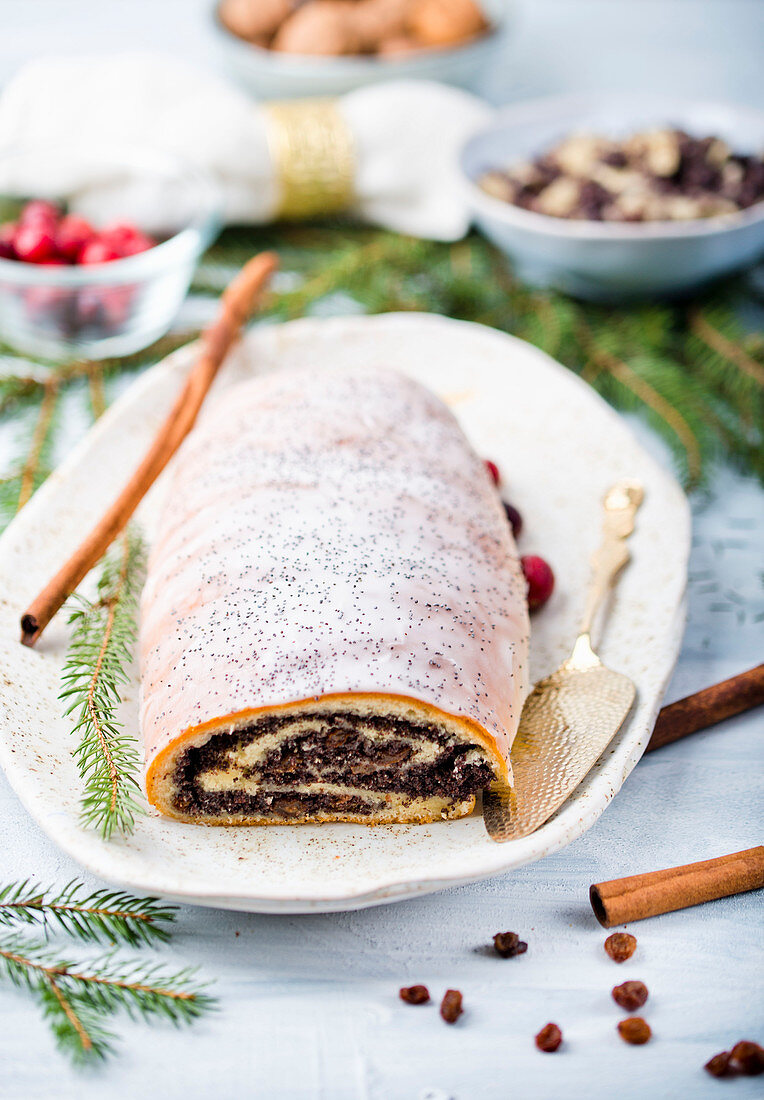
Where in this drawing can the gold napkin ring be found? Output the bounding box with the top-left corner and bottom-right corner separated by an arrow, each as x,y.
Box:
265,99 -> 355,220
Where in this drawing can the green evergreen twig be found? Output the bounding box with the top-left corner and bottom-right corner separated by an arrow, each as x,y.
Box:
0,933 -> 214,1064
59,528 -> 146,839
0,880 -> 176,946
0,376 -> 60,528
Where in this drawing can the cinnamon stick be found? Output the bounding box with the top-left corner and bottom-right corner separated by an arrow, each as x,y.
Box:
20,251 -> 278,647
646,664 -> 764,752
590,846 -> 764,927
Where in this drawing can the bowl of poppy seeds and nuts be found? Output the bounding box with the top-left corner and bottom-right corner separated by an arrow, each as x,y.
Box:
460,93 -> 764,300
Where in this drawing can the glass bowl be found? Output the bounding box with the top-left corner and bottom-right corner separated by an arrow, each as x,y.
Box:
0,147 -> 222,361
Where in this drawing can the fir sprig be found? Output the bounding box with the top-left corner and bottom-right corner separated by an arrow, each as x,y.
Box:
0,375 -> 60,527
0,880 -> 176,946
59,527 -> 146,839
0,933 -> 214,1064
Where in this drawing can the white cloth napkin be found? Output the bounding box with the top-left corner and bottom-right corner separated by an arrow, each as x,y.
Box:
0,54 -> 490,241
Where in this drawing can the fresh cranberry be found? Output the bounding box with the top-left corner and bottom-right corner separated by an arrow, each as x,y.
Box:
23,284 -> 66,320
0,223 -> 16,260
503,502 -> 523,539
101,221 -> 141,245
38,258 -> 68,265
76,287 -> 103,325
20,199 -> 60,225
116,233 -> 154,257
55,214 -> 95,262
101,222 -> 154,257
99,286 -> 132,328
521,555 -> 555,611
78,239 -> 122,265
485,459 -> 501,486
14,222 -> 57,263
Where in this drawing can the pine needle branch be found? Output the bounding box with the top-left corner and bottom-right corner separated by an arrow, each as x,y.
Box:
0,378 -> 60,529
59,527 -> 146,839
40,974 -> 113,1063
0,933 -> 215,1064
0,880 -> 176,946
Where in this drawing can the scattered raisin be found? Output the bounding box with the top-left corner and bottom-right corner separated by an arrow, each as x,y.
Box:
704,1043 -> 764,1079
612,980 -> 648,1011
617,1017 -> 652,1045
493,931 -> 528,958
729,1040 -> 764,1076
535,1023 -> 562,1052
399,985 -> 430,1005
604,932 -> 637,962
440,989 -> 463,1024
704,1051 -> 733,1078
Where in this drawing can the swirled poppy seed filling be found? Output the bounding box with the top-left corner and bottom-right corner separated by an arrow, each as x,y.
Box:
170,711 -> 498,821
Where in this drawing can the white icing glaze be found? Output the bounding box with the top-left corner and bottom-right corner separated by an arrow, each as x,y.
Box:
139,365 -> 530,777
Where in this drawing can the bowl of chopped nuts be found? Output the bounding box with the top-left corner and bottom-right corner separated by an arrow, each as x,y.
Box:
212,0 -> 511,98
460,93 -> 764,300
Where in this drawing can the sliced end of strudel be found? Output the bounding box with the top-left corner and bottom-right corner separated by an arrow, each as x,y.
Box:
147,696 -> 506,825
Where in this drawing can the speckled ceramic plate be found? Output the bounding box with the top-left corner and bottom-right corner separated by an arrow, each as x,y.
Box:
0,314 -> 689,913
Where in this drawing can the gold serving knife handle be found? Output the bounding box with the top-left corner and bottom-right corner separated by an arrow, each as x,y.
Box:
565,479 -> 644,673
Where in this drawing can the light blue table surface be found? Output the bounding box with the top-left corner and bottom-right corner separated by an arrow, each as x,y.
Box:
0,3 -> 762,1098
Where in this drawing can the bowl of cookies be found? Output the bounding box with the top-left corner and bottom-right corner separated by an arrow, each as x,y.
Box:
460,93 -> 764,300
213,0 -> 510,98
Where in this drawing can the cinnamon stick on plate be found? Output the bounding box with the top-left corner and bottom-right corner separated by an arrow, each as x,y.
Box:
20,251 -> 278,647
590,846 -> 764,927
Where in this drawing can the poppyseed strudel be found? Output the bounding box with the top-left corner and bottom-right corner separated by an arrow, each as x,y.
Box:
140,364 -> 529,825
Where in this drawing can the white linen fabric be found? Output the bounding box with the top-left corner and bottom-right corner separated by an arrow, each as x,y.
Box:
0,54 -> 490,241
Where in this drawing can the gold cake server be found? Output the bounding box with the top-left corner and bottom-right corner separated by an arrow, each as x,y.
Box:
483,479 -> 644,842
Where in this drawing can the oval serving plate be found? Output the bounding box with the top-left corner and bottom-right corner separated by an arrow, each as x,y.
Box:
0,314 -> 689,913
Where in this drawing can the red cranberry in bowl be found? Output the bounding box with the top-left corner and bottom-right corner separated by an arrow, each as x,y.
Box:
521,555 -> 555,611
118,232 -> 156,257
23,283 -> 67,321
55,214 -> 95,262
75,287 -> 104,326
13,222 -> 57,263
101,222 -> 155,257
100,286 -> 133,328
78,239 -> 123,265
19,199 -> 60,226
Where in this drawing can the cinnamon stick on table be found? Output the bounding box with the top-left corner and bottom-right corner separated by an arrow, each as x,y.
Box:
20,251 -> 278,647
646,664 -> 764,752
590,846 -> 764,927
